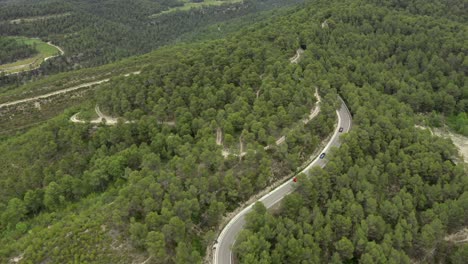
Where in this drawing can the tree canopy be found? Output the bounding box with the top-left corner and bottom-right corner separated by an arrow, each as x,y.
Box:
0,0 -> 466,263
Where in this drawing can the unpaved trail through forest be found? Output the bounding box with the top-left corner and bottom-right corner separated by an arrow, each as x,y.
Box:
71,105 -> 120,125
217,49 -> 318,157
0,71 -> 141,109
290,48 -> 304,64
2,41 -> 65,76
219,87 -> 321,156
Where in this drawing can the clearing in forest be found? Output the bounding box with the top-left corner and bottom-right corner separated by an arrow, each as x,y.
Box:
149,0 -> 243,18
416,125 -> 468,163
0,37 -> 64,75
433,128 -> 468,164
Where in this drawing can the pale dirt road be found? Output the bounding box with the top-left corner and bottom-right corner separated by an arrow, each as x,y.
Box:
95,105 -> 118,124
445,228 -> 468,244
216,127 -> 223,146
1,59 -> 38,72
71,105 -> 120,125
70,113 -> 86,123
303,88 -> 321,123
217,49 -> 319,157
290,48 -> 304,64
43,42 -> 65,61
0,71 -> 141,109
212,47 -> 345,264
71,103 -> 176,126
216,49 -> 312,158
1,41 -> 65,75
0,79 -> 110,108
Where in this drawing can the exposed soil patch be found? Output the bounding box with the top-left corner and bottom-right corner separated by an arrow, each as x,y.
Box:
289,48 -> 304,64
415,125 -> 468,163
433,128 -> 468,163
444,228 -> 468,244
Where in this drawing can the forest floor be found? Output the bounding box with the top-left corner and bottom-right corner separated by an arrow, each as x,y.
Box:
0,37 -> 64,75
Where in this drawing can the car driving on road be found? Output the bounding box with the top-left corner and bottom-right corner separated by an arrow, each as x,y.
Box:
339,127 -> 344,132
319,153 -> 326,159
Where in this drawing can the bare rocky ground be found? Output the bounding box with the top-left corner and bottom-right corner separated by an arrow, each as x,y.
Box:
433,127 -> 468,163
445,228 -> 468,244
415,125 -> 468,163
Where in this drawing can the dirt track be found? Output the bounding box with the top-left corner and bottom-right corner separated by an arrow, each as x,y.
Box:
217,49 -> 317,158
290,48 -> 304,64
70,105 -> 118,124
0,71 -> 141,109
2,41 -> 65,76
220,87 -> 321,157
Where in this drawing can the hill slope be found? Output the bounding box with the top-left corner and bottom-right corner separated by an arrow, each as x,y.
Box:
0,0 -> 466,263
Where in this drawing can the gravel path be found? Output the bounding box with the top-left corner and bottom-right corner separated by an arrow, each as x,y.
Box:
0,71 -> 141,109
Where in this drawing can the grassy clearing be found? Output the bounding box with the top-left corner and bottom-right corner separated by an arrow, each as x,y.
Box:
0,37 -> 62,75
150,0 -> 243,18
0,43 -> 192,104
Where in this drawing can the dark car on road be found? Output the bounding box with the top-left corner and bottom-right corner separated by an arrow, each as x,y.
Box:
319,153 -> 326,159
339,127 -> 344,132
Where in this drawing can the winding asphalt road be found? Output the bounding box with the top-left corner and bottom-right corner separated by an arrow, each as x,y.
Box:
213,97 -> 352,264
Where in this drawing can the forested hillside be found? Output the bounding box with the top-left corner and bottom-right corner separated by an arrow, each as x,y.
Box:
0,0 -> 304,80
0,13 -> 338,262
0,37 -> 38,65
233,0 -> 468,263
0,0 -> 466,263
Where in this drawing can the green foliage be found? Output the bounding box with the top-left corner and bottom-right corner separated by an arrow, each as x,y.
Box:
0,8 -> 333,260
234,0 -> 466,263
451,244 -> 468,264
0,0 -> 465,263
146,231 -> 167,262
0,37 -> 37,65
130,220 -> 148,249
0,0 -> 304,77
448,112 -> 468,136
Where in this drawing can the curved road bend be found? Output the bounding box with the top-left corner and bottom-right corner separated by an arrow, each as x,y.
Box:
213,98 -> 352,264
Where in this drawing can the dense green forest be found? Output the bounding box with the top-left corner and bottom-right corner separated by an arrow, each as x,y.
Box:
0,0 -> 304,81
448,113 -> 468,136
0,37 -> 37,65
236,88 -> 467,263
233,0 -> 468,263
0,0 -> 466,263
0,10 -> 338,262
